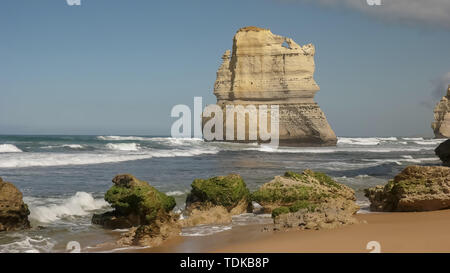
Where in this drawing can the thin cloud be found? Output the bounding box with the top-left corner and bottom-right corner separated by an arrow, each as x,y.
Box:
431,72 -> 450,100
297,0 -> 450,29
420,72 -> 450,109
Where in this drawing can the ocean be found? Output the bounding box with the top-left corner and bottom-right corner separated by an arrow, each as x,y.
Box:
0,135 -> 444,252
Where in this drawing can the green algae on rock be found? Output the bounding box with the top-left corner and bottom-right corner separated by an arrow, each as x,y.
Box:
104,174 -> 176,223
92,174 -> 181,247
183,174 -> 252,227
252,170 -> 355,212
93,174 -> 176,228
253,170 -> 359,231
186,174 -> 251,211
365,165 -> 450,212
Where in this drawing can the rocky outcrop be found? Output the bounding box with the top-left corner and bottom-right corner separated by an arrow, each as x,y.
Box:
435,139 -> 450,166
252,170 -> 359,230
432,85 -> 450,138
92,174 -> 180,247
182,174 -> 252,227
365,166 -> 450,212
204,26 -> 337,147
0,177 -> 31,232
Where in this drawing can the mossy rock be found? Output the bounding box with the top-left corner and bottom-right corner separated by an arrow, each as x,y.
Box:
252,170 -> 356,213
186,174 -> 251,211
365,165 -> 450,212
271,207 -> 290,218
271,200 -> 317,218
103,174 -> 176,224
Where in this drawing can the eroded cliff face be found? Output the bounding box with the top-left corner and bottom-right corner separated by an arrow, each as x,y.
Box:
432,85 -> 450,138
207,26 -> 337,146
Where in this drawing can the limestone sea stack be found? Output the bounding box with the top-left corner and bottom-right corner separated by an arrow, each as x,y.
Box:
0,177 -> 31,232
432,85 -> 450,138
204,26 -> 337,146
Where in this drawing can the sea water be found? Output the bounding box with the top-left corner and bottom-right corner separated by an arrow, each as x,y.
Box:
0,135 -> 444,252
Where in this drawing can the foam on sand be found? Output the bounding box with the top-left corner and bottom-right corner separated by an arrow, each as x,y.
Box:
0,235 -> 55,253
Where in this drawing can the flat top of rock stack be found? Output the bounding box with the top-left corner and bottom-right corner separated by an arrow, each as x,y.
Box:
214,26 -> 320,105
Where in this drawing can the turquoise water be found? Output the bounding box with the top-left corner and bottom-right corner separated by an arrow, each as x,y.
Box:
0,135 -> 444,252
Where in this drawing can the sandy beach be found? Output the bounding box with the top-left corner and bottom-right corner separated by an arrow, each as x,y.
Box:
143,210 -> 450,253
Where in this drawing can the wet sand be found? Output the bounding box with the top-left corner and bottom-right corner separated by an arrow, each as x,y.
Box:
143,210 -> 450,253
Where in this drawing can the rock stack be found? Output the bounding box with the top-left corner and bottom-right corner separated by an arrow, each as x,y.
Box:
205,26 -> 337,146
432,85 -> 450,138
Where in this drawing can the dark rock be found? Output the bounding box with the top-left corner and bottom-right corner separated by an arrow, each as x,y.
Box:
0,177 -> 31,232
435,139 -> 450,166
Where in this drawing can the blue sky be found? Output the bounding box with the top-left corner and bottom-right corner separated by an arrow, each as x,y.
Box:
1,0 -> 450,137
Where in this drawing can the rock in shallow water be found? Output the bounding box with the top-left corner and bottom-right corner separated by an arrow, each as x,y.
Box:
365,165 -> 450,212
435,139 -> 450,167
92,174 -> 180,247
0,177 -> 31,232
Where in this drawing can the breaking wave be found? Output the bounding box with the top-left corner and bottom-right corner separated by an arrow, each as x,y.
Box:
106,143 -> 140,151
42,144 -> 85,149
0,144 -> 22,153
97,136 -> 153,141
27,192 -> 109,224
337,137 -> 397,146
0,147 -> 218,168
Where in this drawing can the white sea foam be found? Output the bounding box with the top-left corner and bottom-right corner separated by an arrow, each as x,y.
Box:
150,137 -> 204,146
181,225 -> 232,236
27,192 -> 109,223
337,137 -> 397,146
0,144 -> 22,153
402,137 -> 424,141
97,136 -> 153,141
0,147 -> 218,168
361,156 -> 439,166
0,235 -> 55,253
356,200 -> 372,214
413,139 -> 446,145
166,190 -> 188,196
248,146 -> 433,154
106,143 -> 140,151
42,144 -> 85,149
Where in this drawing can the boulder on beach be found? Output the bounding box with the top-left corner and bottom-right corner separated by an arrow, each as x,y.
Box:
92,174 -> 180,247
0,177 -> 31,232
252,170 -> 359,230
435,139 -> 450,166
182,174 -> 252,226
365,165 -> 450,212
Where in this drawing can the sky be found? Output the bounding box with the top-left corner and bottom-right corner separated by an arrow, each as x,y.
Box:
1,0 -> 450,137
